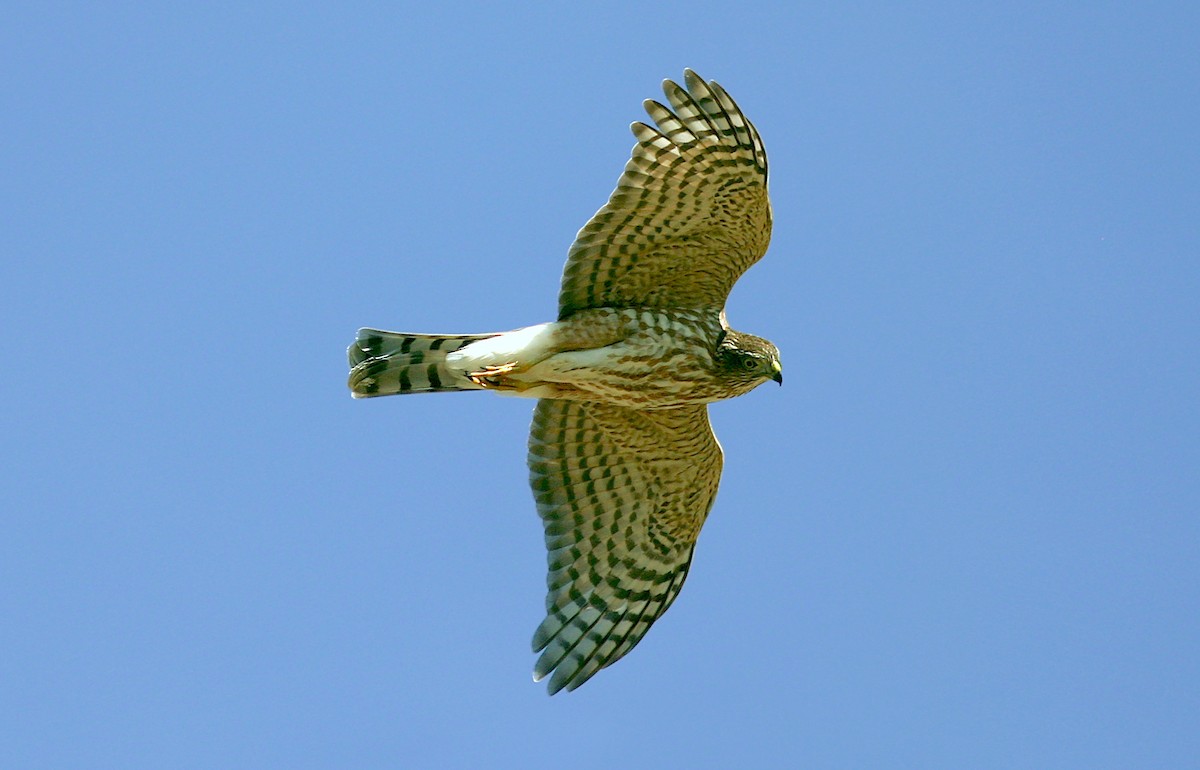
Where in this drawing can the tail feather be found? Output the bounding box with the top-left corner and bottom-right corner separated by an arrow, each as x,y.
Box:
347,328 -> 498,397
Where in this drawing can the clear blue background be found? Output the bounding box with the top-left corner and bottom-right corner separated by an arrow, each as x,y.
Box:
3,3 -> 1197,768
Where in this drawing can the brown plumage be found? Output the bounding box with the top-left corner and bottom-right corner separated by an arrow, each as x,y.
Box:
348,69 -> 781,694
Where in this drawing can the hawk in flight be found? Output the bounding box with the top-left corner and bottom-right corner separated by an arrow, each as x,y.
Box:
348,69 -> 780,694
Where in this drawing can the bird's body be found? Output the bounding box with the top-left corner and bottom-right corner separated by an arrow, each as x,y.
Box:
351,308 -> 776,409
348,70 -> 781,694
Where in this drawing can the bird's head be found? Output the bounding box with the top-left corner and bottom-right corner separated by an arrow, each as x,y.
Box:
715,330 -> 783,393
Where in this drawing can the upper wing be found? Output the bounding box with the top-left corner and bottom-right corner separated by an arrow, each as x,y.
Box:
527,399 -> 724,694
556,69 -> 771,318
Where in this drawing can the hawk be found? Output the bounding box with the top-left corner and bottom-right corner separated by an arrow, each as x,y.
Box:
348,69 -> 781,694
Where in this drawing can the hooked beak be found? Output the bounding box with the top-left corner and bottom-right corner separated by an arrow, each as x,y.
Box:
770,360 -> 783,386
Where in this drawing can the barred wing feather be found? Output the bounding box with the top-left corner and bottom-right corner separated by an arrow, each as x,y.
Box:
527,399 -> 723,693
557,69 -> 771,317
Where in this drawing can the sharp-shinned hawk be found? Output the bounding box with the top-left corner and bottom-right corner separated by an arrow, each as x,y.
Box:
348,69 -> 781,694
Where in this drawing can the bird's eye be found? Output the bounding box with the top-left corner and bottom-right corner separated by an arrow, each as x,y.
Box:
742,357 -> 758,371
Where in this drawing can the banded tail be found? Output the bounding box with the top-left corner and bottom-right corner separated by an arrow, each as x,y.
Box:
348,328 -> 499,397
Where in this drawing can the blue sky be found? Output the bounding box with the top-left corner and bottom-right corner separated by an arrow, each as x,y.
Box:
3,3 -> 1198,768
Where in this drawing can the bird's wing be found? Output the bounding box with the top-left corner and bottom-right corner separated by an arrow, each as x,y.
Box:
556,69 -> 771,318
527,399 -> 723,693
